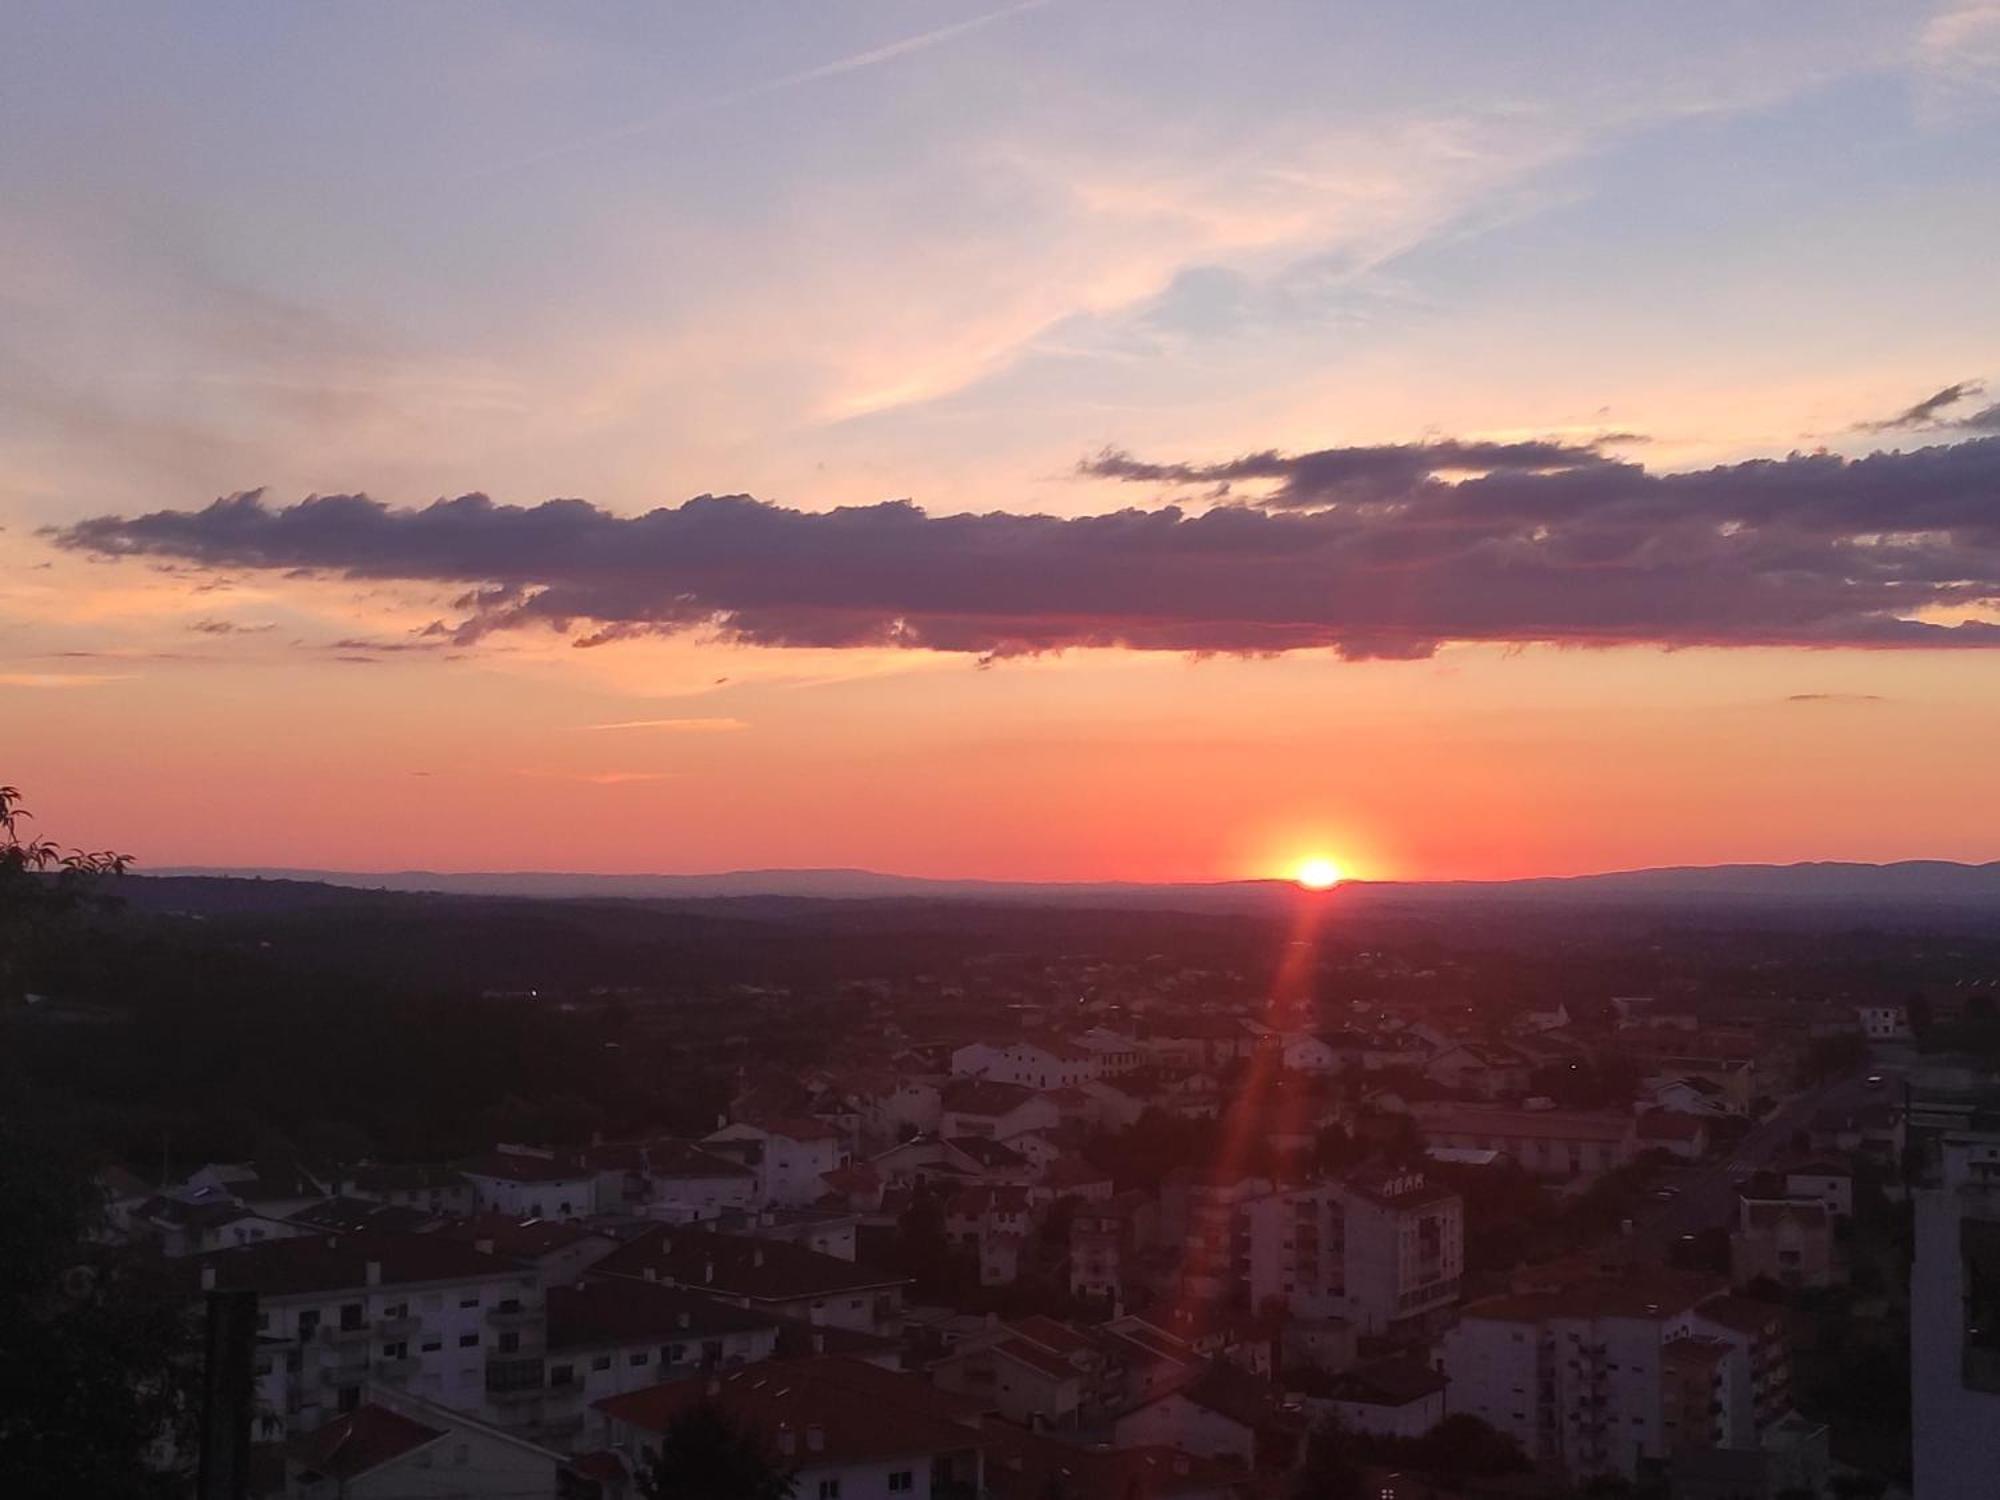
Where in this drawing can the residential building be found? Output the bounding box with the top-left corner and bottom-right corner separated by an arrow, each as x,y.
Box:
1782,1159 -> 1854,1219
704,1118 -> 849,1208
1911,1127 -> 2000,1500
595,1357 -> 987,1499
1857,1003 -> 1913,1041
338,1164 -> 475,1219
583,1137 -> 758,1220
284,1391 -> 570,1500
1411,1105 -> 1637,1182
1682,1295 -> 1794,1445
1441,1269 -> 1798,1487
1324,1356 -> 1449,1438
1424,1042 -> 1534,1101
938,1080 -> 1061,1142
458,1148 -> 603,1221
1329,1167 -> 1463,1335
1112,1360 -> 1304,1471
428,1213 -> 620,1289
127,1193 -> 306,1257
537,1279 -> 778,1443
185,1160 -> 331,1220
930,1333 -> 1084,1428
590,1225 -> 909,1334
1730,1197 -> 1835,1289
1635,1110 -> 1711,1160
183,1231 -> 545,1439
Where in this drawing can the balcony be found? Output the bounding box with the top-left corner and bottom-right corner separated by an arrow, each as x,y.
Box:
322,1350 -> 370,1382
376,1314 -> 420,1338
320,1322 -> 371,1346
486,1302 -> 539,1328
374,1357 -> 420,1382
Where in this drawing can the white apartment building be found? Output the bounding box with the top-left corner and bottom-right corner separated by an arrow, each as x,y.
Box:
950,1039 -> 1100,1089
1441,1273 -> 1786,1485
458,1148 -> 604,1221
704,1118 -> 849,1207
187,1231 -> 545,1440
1857,1003 -> 1913,1041
1913,1129 -> 2000,1500
536,1279 -> 779,1444
1333,1168 -> 1464,1334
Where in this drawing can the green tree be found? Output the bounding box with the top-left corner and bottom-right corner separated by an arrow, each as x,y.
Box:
633,1400 -> 797,1500
0,1087 -> 197,1495
0,783 -> 131,1005
0,784 -> 191,1495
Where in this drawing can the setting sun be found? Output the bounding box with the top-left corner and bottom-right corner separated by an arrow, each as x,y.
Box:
1294,856 -> 1344,890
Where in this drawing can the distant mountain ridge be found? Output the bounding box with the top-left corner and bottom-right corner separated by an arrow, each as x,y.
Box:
144,859 -> 2000,912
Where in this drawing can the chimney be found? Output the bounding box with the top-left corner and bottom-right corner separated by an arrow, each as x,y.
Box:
703,1260 -> 715,1285
752,1248 -> 765,1268
706,1376 -> 722,1397
806,1424 -> 825,1453
776,1426 -> 796,1456
475,1238 -> 494,1255
200,1264 -> 218,1292
643,1267 -> 657,1282
365,1260 -> 382,1287
1173,1454 -> 1189,1476
812,1331 -> 825,1354
678,1312 -> 690,1330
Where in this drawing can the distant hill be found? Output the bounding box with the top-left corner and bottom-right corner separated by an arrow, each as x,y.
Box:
144,859 -> 2000,914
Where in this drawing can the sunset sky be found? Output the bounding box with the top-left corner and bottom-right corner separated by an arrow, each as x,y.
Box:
5,2 -> 1999,881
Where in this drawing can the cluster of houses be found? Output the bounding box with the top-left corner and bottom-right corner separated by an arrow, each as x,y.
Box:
96,991 -> 1901,1498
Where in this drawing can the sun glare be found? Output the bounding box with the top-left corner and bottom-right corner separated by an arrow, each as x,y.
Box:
1294,856 -> 1343,890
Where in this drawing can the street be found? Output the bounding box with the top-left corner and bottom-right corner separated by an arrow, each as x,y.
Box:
1626,1065 -> 1886,1259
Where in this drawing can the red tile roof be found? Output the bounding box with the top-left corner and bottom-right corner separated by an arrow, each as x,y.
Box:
430,1212 -> 603,1259
590,1225 -> 906,1303
597,1357 -> 984,1467
458,1150 -> 594,1184
290,1405 -> 442,1480
546,1279 -> 774,1352
182,1231 -> 521,1298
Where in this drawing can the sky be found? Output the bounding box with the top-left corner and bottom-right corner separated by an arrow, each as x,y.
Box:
4,1 -> 1999,882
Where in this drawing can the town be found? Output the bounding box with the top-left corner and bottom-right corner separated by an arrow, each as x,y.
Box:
27,870 -> 1994,1500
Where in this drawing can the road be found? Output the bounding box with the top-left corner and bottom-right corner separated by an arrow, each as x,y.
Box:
1627,1065 -> 1887,1259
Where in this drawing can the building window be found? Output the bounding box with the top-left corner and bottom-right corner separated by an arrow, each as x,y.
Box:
818,1483 -> 841,1500
499,1332 -> 520,1354
630,1351 -> 649,1366
592,1355 -> 612,1372
889,1473 -> 914,1492
459,1333 -> 479,1348
421,1340 -> 441,1353
460,1296 -> 479,1309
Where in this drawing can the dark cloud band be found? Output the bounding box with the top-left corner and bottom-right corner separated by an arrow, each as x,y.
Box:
48,435 -> 2000,660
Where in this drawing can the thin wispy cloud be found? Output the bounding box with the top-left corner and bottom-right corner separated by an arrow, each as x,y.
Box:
581,717 -> 748,733
0,671 -> 134,688
515,768 -> 677,785
1850,379 -> 1987,433
489,0 -> 1054,177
